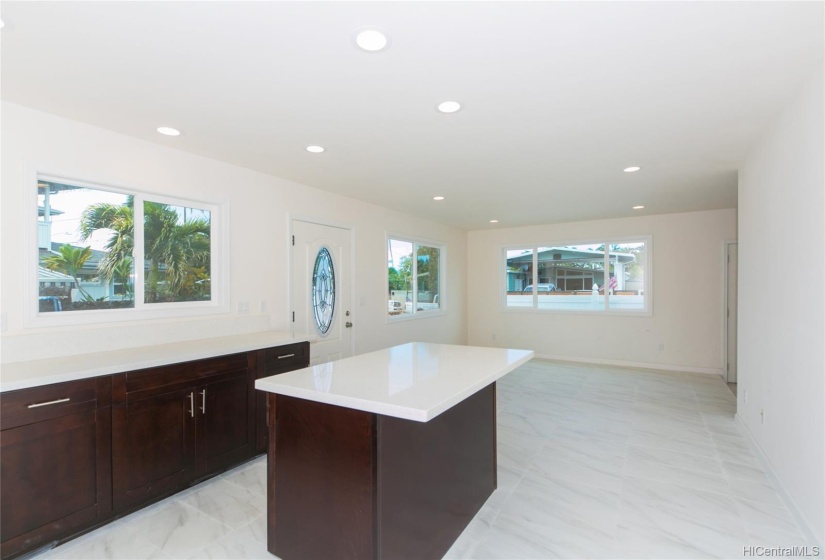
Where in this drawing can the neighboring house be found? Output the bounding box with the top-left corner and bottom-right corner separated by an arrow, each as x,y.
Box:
37,266 -> 75,311
506,246 -> 637,292
38,243 -> 131,305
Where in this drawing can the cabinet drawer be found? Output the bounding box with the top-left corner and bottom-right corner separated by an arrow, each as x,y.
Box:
1,378 -> 100,429
125,353 -> 250,395
262,342 -> 309,375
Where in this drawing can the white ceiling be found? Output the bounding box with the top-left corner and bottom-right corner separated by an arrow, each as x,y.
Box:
2,1 -> 822,230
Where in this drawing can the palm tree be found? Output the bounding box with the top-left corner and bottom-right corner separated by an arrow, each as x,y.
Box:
111,256 -> 134,299
41,244 -> 94,301
79,196 -> 134,291
80,199 -> 210,303
142,202 -> 210,302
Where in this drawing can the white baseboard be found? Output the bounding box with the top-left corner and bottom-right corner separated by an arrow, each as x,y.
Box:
735,413 -> 823,547
533,353 -> 725,376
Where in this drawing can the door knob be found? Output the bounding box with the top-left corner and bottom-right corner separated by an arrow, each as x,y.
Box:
345,322 -> 353,328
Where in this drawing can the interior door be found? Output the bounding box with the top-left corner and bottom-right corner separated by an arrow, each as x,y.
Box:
726,242 -> 738,383
292,220 -> 353,365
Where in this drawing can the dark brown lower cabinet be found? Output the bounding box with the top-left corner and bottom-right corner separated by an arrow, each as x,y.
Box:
254,341 -> 310,454
111,352 -> 256,513
0,377 -> 112,559
201,371 -> 256,474
111,386 -> 197,511
0,342 -> 300,559
268,382 -> 497,560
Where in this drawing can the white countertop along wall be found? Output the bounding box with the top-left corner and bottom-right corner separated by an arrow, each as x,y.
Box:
0,331 -> 311,392
255,342 -> 534,422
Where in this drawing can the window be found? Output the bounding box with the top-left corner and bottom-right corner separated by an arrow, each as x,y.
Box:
504,239 -> 649,314
387,236 -> 444,318
311,247 -> 336,335
35,176 -> 223,319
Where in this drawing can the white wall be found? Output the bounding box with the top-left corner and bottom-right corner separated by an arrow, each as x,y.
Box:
467,209 -> 736,373
0,102 -> 467,365
738,67 -> 824,542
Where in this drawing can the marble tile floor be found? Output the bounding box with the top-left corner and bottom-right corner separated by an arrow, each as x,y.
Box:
33,359 -> 815,560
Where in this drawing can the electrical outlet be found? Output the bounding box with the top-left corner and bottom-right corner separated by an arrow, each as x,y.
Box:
491,333 -> 497,341
260,300 -> 267,313
360,296 -> 367,306
238,301 -> 249,314
658,343 -> 665,351
760,408 -> 765,425
744,390 -> 748,405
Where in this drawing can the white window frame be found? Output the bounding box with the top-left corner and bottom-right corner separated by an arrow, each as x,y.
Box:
26,171 -> 230,328
500,236 -> 652,316
386,233 -> 447,322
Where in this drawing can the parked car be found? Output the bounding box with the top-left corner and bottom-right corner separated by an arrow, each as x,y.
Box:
522,283 -> 556,293
388,300 -> 404,315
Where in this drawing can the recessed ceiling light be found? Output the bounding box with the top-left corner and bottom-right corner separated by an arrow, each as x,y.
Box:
157,126 -> 181,136
437,101 -> 462,114
433,196 -> 445,201
355,29 -> 389,52
633,205 -> 645,210
306,145 -> 325,153
490,219 -> 499,223
624,166 -> 641,173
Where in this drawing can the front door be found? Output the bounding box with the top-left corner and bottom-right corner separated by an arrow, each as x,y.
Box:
291,220 -> 353,365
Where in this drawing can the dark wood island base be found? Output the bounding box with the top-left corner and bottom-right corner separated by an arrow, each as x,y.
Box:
267,383 -> 497,560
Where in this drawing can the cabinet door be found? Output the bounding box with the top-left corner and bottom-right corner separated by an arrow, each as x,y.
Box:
112,388 -> 196,512
0,378 -> 111,559
198,370 -> 255,476
0,409 -> 108,557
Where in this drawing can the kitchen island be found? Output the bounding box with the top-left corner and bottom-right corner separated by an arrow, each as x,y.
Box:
255,342 -> 533,560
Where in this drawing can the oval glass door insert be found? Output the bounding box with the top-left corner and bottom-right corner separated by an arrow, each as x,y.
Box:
311,247 -> 335,335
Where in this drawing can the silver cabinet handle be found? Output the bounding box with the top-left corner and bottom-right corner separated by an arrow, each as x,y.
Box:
277,353 -> 295,359
27,397 -> 70,409
188,392 -> 195,418
200,389 -> 206,414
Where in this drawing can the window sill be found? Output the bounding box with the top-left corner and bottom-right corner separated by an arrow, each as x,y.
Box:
386,309 -> 447,323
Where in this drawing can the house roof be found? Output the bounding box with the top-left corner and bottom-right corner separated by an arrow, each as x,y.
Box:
507,247 -> 636,266
38,266 -> 75,284
38,206 -> 64,217
40,243 -> 162,274
40,243 -> 108,272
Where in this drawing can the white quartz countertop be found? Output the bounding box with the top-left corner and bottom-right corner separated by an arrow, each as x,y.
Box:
255,342 -> 533,422
0,331 -> 311,392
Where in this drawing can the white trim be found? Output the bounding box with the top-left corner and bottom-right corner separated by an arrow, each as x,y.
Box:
289,213 -> 353,232
723,240 -> 738,383
735,414 -> 823,547
533,353 -> 725,376
285,215 -> 295,335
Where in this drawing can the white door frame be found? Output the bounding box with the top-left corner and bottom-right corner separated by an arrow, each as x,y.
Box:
289,215 -> 356,358
724,240 -> 738,383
